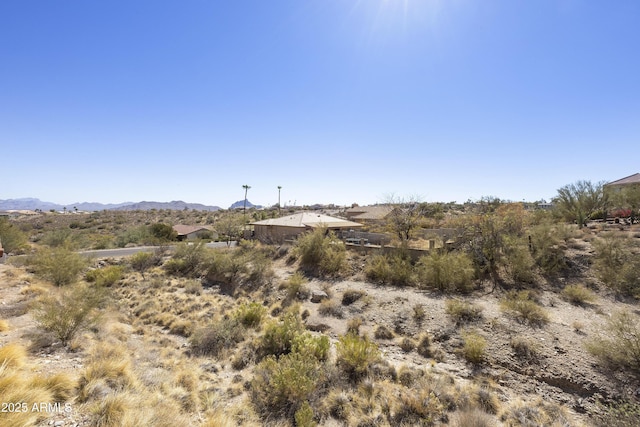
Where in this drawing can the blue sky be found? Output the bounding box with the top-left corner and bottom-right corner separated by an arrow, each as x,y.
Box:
2,1 -> 638,208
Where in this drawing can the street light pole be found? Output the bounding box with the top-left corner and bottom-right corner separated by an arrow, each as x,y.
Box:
242,184 -> 251,230
277,186 -> 282,216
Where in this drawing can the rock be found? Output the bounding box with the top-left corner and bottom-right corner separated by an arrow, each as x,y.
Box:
310,290 -> 329,303
54,421 -> 65,426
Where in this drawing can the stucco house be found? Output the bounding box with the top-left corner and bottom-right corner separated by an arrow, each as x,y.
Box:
604,173 -> 640,192
251,212 -> 363,243
172,225 -> 217,241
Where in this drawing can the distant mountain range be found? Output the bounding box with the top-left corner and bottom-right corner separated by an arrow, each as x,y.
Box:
229,200 -> 262,210
0,198 -> 221,212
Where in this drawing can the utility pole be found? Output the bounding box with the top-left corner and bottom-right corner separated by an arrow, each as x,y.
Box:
277,186 -> 282,216
242,184 -> 251,229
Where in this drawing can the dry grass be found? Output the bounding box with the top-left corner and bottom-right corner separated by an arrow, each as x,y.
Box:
0,319 -> 9,332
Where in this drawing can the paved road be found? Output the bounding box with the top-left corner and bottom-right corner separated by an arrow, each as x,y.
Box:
79,241 -> 237,258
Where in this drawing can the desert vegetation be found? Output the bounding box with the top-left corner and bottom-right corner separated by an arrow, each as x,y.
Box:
1,182 -> 640,425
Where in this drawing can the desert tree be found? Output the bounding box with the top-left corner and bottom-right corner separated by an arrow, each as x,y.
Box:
216,214 -> 244,246
553,180 -> 607,227
130,251 -> 155,280
384,195 -> 426,242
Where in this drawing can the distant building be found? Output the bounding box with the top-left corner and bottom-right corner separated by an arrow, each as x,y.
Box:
344,205 -> 393,224
172,225 -> 217,241
251,212 -> 363,243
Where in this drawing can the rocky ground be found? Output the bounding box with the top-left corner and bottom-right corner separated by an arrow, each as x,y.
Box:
1,228 -> 640,426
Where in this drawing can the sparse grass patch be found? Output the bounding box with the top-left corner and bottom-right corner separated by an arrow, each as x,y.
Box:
500,398 -> 571,426
190,318 -> 245,357
184,280 -> 203,295
562,284 -> 596,305
374,325 -> 395,340
452,408 -> 497,427
500,290 -> 549,327
445,299 -> 484,324
318,299 -> 344,318
510,336 -> 540,360
462,330 -> 486,364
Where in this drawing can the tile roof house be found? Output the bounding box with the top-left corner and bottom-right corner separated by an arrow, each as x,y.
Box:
345,205 -> 393,223
604,173 -> 640,188
172,225 -> 217,241
251,212 -> 362,243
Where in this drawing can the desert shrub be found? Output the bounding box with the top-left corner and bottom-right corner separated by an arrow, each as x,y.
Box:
594,401 -> 640,427
0,217 -> 28,254
261,311 -> 304,357
399,337 -> 415,353
32,283 -> 106,344
445,299 -> 484,324
115,225 -> 152,248
562,284 -> 596,305
593,234 -> 640,296
165,242 -> 208,277
42,228 -> 74,248
374,325 -> 395,340
150,222 -> 177,242
85,265 -> 124,287
416,250 -> 475,292
336,333 -> 380,380
246,252 -> 274,285
500,290 -> 549,327
129,251 -> 156,279
318,299 -> 343,318
341,289 -> 365,306
503,238 -> 536,283
294,228 -> 346,277
291,333 -> 330,362
281,272 -> 309,301
528,223 -> 567,274
392,388 -> 445,426
234,302 -> 267,328
251,352 -> 324,419
510,337 -> 540,360
416,334 -> 432,358
202,250 -> 248,289
412,304 -> 426,321
29,246 -> 86,286
294,401 -> 317,427
0,343 -> 27,368
365,254 -> 415,287
189,318 -> 245,357
346,317 -> 363,335
586,310 -> 640,372
451,408 -> 496,427
462,330 -> 486,364
500,398 -> 571,426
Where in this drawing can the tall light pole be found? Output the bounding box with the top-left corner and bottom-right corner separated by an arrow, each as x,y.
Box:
277,186 -> 282,216
242,185 -> 251,227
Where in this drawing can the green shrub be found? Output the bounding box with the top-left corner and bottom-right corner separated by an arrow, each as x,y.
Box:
150,222 -> 177,242
500,290 -> 549,327
562,284 -> 596,305
462,330 -> 486,364
294,228 -> 346,277
32,283 -> 106,344
291,333 -> 330,362
189,318 -> 245,357
30,247 -> 87,286
593,234 -> 640,296
294,401 -> 317,427
416,250 -> 475,292
503,238 -> 536,283
261,311 -> 304,357
586,310 -> 640,372
251,352 -> 323,419
85,266 -> 124,287
281,272 -> 309,301
0,217 -> 28,254
165,242 -> 208,277
129,251 -> 156,279
235,302 -> 267,328
445,299 -> 483,324
365,254 -> 415,287
528,223 -> 567,274
336,333 -> 380,380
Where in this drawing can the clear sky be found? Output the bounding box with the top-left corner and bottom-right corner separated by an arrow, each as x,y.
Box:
2,1 -> 639,208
